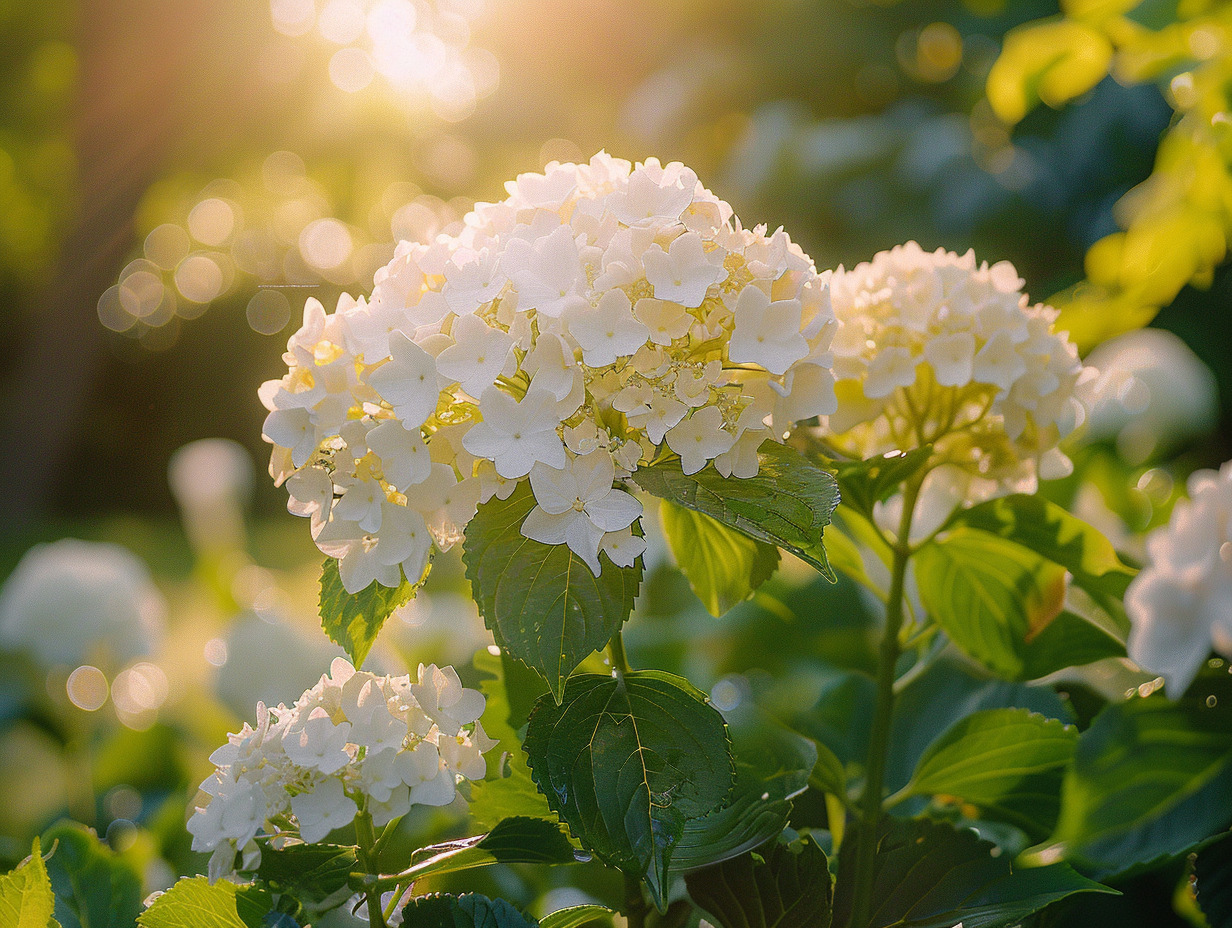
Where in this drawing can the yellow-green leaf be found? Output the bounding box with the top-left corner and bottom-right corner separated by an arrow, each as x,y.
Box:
660,501 -> 780,617
987,19 -> 1113,124
0,838 -> 59,928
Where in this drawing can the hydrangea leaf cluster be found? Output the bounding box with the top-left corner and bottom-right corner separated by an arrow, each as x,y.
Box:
261,153 -> 837,592
1127,460 -> 1232,697
187,658 -> 495,881
820,242 -> 1088,528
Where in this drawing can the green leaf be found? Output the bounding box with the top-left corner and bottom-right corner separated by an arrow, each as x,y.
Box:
378,817 -> 580,888
1017,609 -> 1125,680
462,483 -> 643,701
1195,833 -> 1232,928
538,906 -> 617,928
885,655 -> 1070,793
914,528 -> 1070,680
0,838 -> 59,928
833,820 -> 1115,928
138,877 -> 270,928
469,648 -> 557,829
632,440 -> 840,581
669,718 -> 817,875
318,557 -> 425,668
255,842 -> 357,903
399,893 -> 539,928
950,494 -> 1136,607
42,822 -> 143,928
809,739 -> 848,799
900,708 -> 1078,840
660,501 -> 780,617
828,447 -> 934,522
523,671 -> 734,910
1053,680 -> 1232,874
685,836 -> 833,928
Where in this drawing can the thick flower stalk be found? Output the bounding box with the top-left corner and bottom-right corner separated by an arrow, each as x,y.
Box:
261,152 -> 837,591
1127,460 -> 1232,697
187,658 -> 494,881
821,242 -> 1087,532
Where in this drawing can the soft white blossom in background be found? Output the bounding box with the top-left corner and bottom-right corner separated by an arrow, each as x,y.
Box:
0,539 -> 165,671
213,613 -> 346,719
819,242 -> 1088,538
261,152 -> 838,591
1082,328 -> 1219,465
1126,461 -> 1232,697
188,657 -> 495,880
169,438 -> 254,556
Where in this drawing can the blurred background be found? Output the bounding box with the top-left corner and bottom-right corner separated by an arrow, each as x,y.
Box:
0,0 -> 1229,920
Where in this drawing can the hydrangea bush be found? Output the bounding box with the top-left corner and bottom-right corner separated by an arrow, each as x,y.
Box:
13,154 -> 1232,928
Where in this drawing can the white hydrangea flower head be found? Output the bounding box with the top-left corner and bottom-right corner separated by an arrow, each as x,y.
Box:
1126,461 -> 1232,697
820,242 -> 1088,525
187,658 -> 495,881
261,152 -> 838,590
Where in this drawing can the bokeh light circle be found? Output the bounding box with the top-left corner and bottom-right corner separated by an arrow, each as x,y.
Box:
187,197 -> 236,246
246,289 -> 293,335
299,217 -> 353,269
66,665 -> 108,711
175,253 -> 224,303
97,285 -> 136,333
329,46 -> 375,93
144,223 -> 192,270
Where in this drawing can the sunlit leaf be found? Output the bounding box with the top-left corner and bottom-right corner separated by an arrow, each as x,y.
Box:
538,906 -> 617,928
469,648 -> 556,829
660,501 -> 780,617
949,494 -> 1136,607
137,877 -> 270,928
1017,610 -> 1125,679
632,441 -> 839,581
886,656 -> 1070,794
914,528 -> 1070,680
462,483 -> 643,701
987,19 -> 1113,124
523,671 -> 733,910
318,558 -> 423,668
367,818 -> 580,894
0,837 -> 59,928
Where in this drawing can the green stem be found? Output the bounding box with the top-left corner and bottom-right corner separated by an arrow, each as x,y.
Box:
370,816 -> 401,862
354,809 -> 388,928
608,630 -> 633,676
847,476 -> 922,928
382,882 -> 406,923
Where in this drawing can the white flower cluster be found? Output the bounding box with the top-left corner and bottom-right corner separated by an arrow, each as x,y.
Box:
261,152 -> 837,590
821,242 -> 1086,512
1127,461 -> 1232,697
187,658 -> 494,880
